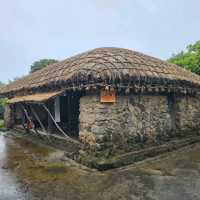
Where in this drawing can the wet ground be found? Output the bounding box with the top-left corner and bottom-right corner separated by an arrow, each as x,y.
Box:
1,132 -> 200,200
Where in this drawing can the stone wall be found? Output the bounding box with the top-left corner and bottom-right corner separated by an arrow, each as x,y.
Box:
175,96 -> 200,133
4,104 -> 14,129
79,94 -> 173,150
79,93 -> 200,151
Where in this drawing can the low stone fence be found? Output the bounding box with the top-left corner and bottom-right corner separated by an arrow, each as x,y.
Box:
79,135 -> 200,170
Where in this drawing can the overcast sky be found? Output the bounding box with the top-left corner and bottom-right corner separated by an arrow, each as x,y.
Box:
0,0 -> 199,83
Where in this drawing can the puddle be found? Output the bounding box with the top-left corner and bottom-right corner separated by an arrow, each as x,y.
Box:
1,132 -> 200,200
0,135 -> 29,200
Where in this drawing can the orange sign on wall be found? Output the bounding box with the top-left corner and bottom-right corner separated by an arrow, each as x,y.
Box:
100,89 -> 116,103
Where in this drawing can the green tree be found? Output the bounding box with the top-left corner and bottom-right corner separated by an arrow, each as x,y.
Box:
168,40 -> 200,75
30,59 -> 58,73
0,98 -> 7,119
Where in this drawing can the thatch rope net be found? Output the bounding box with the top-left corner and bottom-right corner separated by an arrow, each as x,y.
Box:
1,47 -> 200,96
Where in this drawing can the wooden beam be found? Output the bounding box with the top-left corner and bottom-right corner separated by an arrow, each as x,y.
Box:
19,103 -> 31,123
42,104 -> 72,139
29,105 -> 46,133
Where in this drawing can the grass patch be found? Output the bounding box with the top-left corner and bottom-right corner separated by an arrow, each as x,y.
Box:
0,120 -> 4,128
0,120 -> 6,132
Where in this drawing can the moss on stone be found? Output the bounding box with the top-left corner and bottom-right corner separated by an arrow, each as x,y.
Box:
0,120 -> 7,132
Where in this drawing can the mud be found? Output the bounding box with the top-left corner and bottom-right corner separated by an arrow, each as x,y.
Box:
0,131 -> 200,200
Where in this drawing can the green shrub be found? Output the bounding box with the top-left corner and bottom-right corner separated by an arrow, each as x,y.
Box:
0,98 -> 7,119
0,120 -> 4,129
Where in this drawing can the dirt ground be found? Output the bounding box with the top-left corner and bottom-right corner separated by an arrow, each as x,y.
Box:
0,132 -> 200,200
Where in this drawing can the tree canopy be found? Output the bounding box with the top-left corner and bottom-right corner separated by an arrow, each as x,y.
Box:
168,40 -> 200,75
30,59 -> 58,73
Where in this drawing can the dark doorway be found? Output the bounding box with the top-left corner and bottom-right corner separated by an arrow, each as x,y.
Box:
59,91 -> 81,138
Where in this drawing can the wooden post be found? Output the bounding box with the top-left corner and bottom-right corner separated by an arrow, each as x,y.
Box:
47,101 -> 54,134
42,104 -> 71,139
30,105 -> 46,133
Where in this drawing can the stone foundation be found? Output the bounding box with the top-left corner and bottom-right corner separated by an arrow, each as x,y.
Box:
79,93 -> 200,151
4,104 -> 14,129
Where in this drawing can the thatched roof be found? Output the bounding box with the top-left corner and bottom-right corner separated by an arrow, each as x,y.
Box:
1,47 -> 200,97
7,91 -> 64,104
